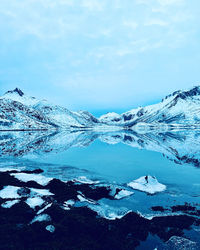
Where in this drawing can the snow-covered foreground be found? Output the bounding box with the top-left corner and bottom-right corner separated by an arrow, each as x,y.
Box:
0,163 -> 199,250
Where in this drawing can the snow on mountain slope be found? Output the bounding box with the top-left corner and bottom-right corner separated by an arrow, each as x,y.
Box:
99,86 -> 200,127
2,86 -> 200,131
3,88 -> 45,106
0,88 -> 99,130
0,98 -> 53,130
99,112 -> 121,123
32,102 -> 89,128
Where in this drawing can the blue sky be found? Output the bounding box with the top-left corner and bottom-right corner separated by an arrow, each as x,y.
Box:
0,0 -> 200,115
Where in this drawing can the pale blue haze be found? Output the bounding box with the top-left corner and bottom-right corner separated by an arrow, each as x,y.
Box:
0,0 -> 200,115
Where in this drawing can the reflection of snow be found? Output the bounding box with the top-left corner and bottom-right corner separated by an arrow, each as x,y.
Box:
128,176 -> 166,194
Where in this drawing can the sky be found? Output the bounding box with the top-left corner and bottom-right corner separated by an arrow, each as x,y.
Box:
0,0 -> 200,116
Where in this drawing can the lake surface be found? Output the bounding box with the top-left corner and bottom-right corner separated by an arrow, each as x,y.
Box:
0,130 -> 200,249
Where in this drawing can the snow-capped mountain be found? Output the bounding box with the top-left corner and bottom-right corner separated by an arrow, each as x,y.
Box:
0,96 -> 52,131
99,86 -> 200,127
0,88 -> 99,130
2,86 -> 200,131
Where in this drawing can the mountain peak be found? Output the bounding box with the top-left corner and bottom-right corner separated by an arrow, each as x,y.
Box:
6,88 -> 24,97
163,85 -> 200,102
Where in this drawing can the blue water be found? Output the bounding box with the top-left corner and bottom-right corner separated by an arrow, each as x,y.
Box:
32,140 -> 198,191
28,138 -> 199,193
1,130 -> 199,217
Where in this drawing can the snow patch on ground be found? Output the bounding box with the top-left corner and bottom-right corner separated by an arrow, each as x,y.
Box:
88,201 -> 132,220
0,186 -> 21,199
46,225 -> 55,233
138,211 -> 181,220
165,236 -> 199,250
30,214 -> 51,224
1,199 -> 20,208
128,176 -> 166,194
11,173 -> 52,186
26,197 -> 45,209
74,176 -> 99,185
37,203 -> 52,215
30,188 -> 54,196
0,167 -> 25,172
63,200 -> 75,210
114,189 -> 134,200
77,194 -> 96,204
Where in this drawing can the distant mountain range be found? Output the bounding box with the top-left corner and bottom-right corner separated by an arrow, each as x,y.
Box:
1,86 -> 200,131
99,86 -> 200,128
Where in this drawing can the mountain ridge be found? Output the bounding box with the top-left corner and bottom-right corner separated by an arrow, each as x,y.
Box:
0,88 -> 99,131
1,86 -> 200,131
99,85 -> 200,128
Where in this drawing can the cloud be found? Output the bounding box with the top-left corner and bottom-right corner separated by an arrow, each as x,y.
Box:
116,48 -> 133,56
58,0 -> 75,6
81,0 -> 105,11
145,19 -> 169,26
135,0 -> 150,5
139,41 -> 162,52
123,21 -> 138,29
157,0 -> 185,6
0,0 -> 199,110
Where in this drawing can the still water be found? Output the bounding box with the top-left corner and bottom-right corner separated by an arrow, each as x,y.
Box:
1,130 -> 200,213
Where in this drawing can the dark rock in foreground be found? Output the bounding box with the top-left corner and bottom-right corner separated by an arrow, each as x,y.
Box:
0,169 -> 199,250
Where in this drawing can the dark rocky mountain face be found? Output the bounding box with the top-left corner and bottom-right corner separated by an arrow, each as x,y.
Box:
163,86 -> 200,101
6,88 -> 24,97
